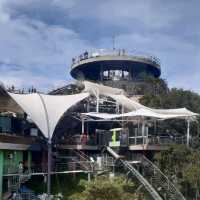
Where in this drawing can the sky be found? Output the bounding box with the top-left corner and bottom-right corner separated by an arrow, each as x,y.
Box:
0,0 -> 200,93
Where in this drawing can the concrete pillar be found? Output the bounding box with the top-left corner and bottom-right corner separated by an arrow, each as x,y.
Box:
0,150 -> 4,199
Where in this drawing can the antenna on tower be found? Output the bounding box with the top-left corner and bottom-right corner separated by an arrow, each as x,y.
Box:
112,35 -> 116,50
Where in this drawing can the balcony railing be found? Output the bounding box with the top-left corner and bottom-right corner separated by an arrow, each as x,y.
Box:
71,49 -> 161,68
129,135 -> 186,146
61,134 -> 186,148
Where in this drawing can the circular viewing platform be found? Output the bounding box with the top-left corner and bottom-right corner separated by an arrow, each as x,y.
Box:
70,49 -> 161,81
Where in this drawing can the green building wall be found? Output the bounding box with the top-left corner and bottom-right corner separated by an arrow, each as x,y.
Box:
0,149 -> 33,198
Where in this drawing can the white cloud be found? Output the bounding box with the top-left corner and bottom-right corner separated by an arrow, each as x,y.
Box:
0,0 -> 10,23
0,4 -> 94,90
98,31 -> 200,92
0,0 -> 200,93
67,0 -> 182,30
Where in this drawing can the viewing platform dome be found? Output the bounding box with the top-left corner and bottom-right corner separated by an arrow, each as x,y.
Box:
70,49 -> 161,82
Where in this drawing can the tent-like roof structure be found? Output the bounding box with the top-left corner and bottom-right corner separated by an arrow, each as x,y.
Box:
84,81 -> 123,96
109,94 -> 198,118
8,92 -> 89,139
83,81 -> 198,120
82,107 -> 198,120
0,81 -> 198,138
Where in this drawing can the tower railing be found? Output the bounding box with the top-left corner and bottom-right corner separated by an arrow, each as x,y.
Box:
71,49 -> 161,68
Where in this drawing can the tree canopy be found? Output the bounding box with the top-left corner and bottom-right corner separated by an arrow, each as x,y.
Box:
154,144 -> 200,199
69,176 -> 145,200
140,78 -> 200,146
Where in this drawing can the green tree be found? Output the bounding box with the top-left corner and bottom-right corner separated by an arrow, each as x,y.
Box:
140,87 -> 200,146
182,151 -> 200,199
69,176 -> 144,200
154,144 -> 200,199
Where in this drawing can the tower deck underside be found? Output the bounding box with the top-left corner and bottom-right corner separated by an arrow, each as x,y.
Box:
70,55 -> 161,81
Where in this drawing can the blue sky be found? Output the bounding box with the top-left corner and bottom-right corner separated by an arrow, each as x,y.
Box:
0,0 -> 200,93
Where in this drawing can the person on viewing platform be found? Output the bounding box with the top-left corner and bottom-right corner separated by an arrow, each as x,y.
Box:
79,54 -> 83,61
18,161 -> 23,174
118,49 -> 121,56
81,132 -> 88,145
84,51 -> 88,59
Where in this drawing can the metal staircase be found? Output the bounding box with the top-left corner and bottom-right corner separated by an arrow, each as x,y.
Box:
105,146 -> 162,200
72,150 -> 95,171
140,156 -> 186,200
9,171 -> 38,200
10,175 -> 20,192
105,147 -> 186,200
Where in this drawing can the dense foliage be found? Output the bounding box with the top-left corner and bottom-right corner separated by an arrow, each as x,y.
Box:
140,78 -> 200,147
140,78 -> 200,199
69,176 -> 145,200
154,144 -> 200,199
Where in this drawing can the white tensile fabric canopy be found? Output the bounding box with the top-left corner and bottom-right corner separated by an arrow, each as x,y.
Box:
82,107 -> 198,120
82,81 -> 198,119
109,94 -> 198,118
8,92 -> 89,139
109,94 -> 144,111
83,81 -> 123,96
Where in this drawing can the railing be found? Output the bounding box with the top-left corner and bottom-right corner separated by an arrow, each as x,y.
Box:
3,164 -> 18,175
73,149 -> 97,171
101,154 -> 115,169
104,146 -> 163,200
122,160 -> 163,200
129,135 -> 186,146
129,136 -> 148,145
141,156 -> 186,200
62,134 -> 186,149
14,192 -> 36,200
71,49 -> 161,68
55,150 -> 97,172
55,161 -> 93,172
62,135 -> 97,146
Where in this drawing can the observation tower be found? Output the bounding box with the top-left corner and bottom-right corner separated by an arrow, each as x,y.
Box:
70,49 -> 161,95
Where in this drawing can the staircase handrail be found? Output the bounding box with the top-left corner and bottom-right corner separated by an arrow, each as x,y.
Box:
104,146 -> 163,200
141,156 -> 186,200
73,150 -> 95,171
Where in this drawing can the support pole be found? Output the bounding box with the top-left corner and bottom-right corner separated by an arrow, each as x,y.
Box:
154,120 -> 157,135
47,140 -> 52,197
38,93 -> 51,199
28,151 -> 32,173
186,119 -> 190,147
141,119 -> 145,145
82,118 -> 85,134
88,173 -> 91,182
0,150 -> 3,199
96,91 -> 99,113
